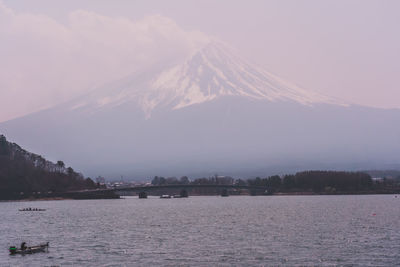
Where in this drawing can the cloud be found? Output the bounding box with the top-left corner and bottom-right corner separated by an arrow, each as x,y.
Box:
0,2 -> 209,122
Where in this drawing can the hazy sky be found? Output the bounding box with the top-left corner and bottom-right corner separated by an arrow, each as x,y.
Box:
1,0 -> 399,122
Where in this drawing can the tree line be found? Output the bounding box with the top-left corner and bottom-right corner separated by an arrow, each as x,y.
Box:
150,171 -> 382,194
0,134 -> 97,200
247,171 -> 373,193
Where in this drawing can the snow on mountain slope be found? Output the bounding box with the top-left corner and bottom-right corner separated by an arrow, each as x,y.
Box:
68,41 -> 345,117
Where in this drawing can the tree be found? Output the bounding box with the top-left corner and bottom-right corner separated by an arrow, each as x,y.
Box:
0,135 -> 9,155
67,167 -> 74,176
56,160 -> 65,172
283,175 -> 295,189
158,177 -> 166,185
151,176 -> 160,185
268,175 -> 282,188
166,177 -> 178,184
180,176 -> 190,184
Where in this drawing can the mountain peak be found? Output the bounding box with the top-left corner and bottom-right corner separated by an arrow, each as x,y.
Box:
68,40 -> 345,117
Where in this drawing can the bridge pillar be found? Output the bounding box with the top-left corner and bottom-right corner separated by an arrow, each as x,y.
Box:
221,189 -> 229,197
180,189 -> 189,198
138,191 -> 147,199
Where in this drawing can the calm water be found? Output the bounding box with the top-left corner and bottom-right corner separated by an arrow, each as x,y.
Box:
1,195 -> 399,266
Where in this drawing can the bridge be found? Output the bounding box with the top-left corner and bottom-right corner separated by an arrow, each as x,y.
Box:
64,184 -> 270,199
112,184 -> 269,198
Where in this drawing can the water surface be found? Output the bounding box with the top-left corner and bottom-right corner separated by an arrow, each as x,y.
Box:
1,195 -> 399,266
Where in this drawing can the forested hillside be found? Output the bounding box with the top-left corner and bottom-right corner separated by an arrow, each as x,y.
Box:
0,134 -> 97,200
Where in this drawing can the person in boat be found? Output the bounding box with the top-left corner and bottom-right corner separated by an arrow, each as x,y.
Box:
20,242 -> 27,250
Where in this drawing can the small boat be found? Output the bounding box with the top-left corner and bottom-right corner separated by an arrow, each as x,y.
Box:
160,195 -> 171,199
9,242 -> 49,255
18,208 -> 46,211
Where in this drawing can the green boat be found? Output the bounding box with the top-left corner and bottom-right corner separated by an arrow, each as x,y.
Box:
9,242 -> 49,255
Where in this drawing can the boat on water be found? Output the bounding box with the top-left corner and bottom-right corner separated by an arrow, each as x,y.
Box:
9,242 -> 49,255
160,195 -> 172,199
19,208 -> 46,211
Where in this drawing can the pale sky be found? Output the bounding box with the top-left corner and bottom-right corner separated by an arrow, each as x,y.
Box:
1,0 -> 399,122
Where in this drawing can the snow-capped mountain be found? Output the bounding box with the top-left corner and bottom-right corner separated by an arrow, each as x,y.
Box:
1,41 -> 399,179
67,41 -> 343,118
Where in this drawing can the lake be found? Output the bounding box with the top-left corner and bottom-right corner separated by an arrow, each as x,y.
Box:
1,195 -> 399,266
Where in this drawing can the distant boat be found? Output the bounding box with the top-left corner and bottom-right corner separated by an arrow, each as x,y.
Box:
160,195 -> 171,199
9,242 -> 49,255
18,208 -> 46,211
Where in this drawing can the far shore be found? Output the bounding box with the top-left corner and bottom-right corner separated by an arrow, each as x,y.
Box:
2,191 -> 399,202
0,197 -> 70,202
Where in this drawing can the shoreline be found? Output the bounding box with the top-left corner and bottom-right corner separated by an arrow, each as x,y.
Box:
0,197 -> 71,202
2,191 -> 399,202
